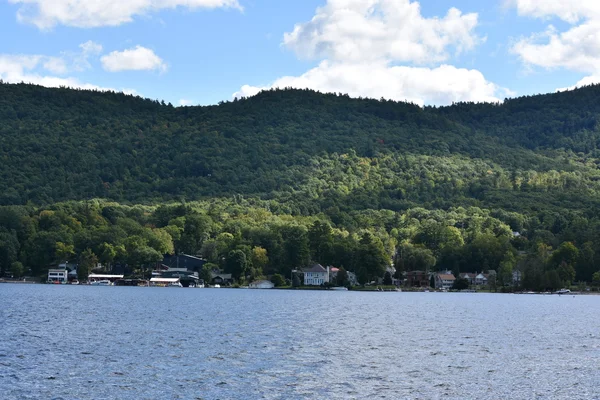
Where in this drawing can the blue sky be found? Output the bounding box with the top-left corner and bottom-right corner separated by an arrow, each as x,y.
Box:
1,0 -> 598,106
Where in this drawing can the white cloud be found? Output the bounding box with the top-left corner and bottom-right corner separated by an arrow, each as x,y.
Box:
556,75 -> 600,92
0,45 -> 135,94
42,57 -> 69,74
178,99 -> 195,106
506,0 -> 600,24
284,0 -> 480,64
508,0 -> 600,93
0,54 -> 106,90
73,40 -> 104,71
233,61 -> 508,106
80,40 -> 103,56
101,46 -> 167,73
8,0 -> 242,29
512,22 -> 600,73
236,0 -> 505,106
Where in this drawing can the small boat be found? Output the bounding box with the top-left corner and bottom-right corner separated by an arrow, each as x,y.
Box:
90,280 -> 112,286
213,284 -> 221,288
556,289 -> 571,295
330,287 -> 348,291
167,281 -> 182,287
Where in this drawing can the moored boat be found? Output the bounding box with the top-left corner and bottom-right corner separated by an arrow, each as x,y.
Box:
90,280 -> 112,286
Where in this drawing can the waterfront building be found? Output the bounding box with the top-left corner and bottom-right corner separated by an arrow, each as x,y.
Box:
406,270 -> 430,287
47,269 -> 68,283
303,264 -> 329,286
434,272 -> 456,290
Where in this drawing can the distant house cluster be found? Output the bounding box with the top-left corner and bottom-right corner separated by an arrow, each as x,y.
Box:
301,264 -> 358,287
459,272 -> 491,286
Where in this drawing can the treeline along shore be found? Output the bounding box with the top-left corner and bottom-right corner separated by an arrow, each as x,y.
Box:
2,82 -> 600,291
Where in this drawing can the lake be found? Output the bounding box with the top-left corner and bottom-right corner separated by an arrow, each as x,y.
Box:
1,285 -> 599,399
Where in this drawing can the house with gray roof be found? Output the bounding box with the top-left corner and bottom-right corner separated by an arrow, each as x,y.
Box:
303,264 -> 329,286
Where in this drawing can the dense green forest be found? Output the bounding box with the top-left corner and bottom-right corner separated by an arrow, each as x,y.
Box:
1,82 -> 600,290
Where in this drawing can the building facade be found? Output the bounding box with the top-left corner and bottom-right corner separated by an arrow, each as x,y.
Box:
434,273 -> 456,290
304,264 -> 329,286
48,269 -> 68,283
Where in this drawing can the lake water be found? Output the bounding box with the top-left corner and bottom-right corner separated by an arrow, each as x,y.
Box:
1,285 -> 599,400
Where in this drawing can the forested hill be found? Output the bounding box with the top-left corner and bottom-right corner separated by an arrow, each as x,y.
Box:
4,82 -> 600,290
1,81 -> 600,215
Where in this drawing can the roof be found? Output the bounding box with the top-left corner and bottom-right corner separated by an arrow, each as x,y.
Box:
304,264 -> 327,273
150,278 -> 180,283
88,274 -> 124,279
330,267 -> 340,273
211,273 -> 232,279
438,274 -> 456,280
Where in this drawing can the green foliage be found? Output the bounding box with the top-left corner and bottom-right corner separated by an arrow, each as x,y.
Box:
226,249 -> 248,281
453,278 -> 470,291
383,271 -> 393,286
271,273 -> 286,287
78,248 -> 97,281
3,83 -> 600,288
592,271 -> 600,286
355,232 -> 389,284
10,261 -> 24,278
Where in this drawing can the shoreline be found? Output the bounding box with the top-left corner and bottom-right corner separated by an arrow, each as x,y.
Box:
2,280 -> 598,295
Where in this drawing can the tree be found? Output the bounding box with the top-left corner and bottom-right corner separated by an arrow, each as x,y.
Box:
308,221 -> 334,265
78,248 -> 98,282
0,231 -> 19,277
10,261 -> 24,279
557,261 -> 575,287
336,267 -> 349,287
452,278 -> 469,290
355,232 -> 389,284
271,273 -> 286,287
130,246 -> 163,278
146,228 -> 174,255
226,250 -> 248,282
98,242 -> 117,272
383,271 -> 393,286
55,241 -> 75,263
394,243 -> 436,274
251,246 -> 268,269
179,214 -> 213,255
292,273 -> 301,287
549,242 -> 579,270
543,270 -> 562,291
592,271 -> 600,287
280,225 -> 310,274
498,259 -> 514,287
414,222 -> 464,254
576,242 -> 595,283
200,264 -> 214,286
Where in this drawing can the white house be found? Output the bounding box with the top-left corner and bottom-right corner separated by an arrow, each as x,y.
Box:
434,272 -> 456,290
249,280 -> 275,289
512,270 -> 522,285
48,269 -> 68,283
304,264 -> 329,286
474,273 -> 488,286
346,271 -> 358,286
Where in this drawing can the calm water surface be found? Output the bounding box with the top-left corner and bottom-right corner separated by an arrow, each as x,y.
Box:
1,285 -> 599,399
